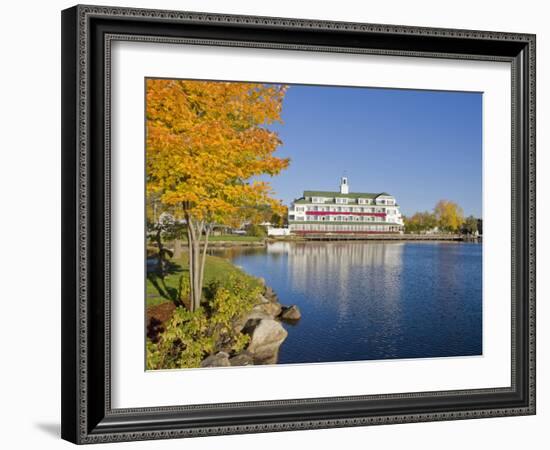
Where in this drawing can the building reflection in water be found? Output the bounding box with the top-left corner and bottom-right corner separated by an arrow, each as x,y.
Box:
217,241 -> 482,364
268,242 -> 405,356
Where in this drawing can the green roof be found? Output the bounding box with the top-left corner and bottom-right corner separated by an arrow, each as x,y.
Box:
303,191 -> 391,199
293,199 -> 399,206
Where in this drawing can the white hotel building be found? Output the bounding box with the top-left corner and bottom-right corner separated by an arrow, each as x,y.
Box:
288,177 -> 404,235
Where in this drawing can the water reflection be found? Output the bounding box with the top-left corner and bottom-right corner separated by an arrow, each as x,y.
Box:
214,242 -> 482,364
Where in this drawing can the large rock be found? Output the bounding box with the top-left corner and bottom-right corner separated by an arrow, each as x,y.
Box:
244,318 -> 288,363
263,286 -> 278,303
233,301 -> 283,333
246,310 -> 273,321
252,302 -> 282,317
229,351 -> 254,367
201,352 -> 230,368
280,305 -> 301,321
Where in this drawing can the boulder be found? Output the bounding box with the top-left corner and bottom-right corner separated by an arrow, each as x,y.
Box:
244,318 -> 288,363
233,307 -> 270,332
201,351 -> 230,368
258,351 -> 280,365
233,301 -> 283,333
246,310 -> 273,321
263,286 -> 278,302
252,302 -> 282,317
232,315 -> 248,333
229,351 -> 254,367
280,305 -> 301,321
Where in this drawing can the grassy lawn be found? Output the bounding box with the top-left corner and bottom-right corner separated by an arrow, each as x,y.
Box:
146,253 -> 261,307
207,234 -> 264,242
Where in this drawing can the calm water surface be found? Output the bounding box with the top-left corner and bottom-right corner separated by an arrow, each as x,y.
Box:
214,241 -> 482,364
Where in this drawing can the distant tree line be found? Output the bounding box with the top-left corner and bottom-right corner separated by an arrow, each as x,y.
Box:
403,200 -> 481,235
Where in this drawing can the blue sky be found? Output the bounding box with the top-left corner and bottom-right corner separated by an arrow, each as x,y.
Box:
266,84 -> 482,218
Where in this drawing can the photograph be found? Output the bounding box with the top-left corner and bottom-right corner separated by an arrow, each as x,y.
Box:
56,3 -> 537,444
145,78 -> 483,370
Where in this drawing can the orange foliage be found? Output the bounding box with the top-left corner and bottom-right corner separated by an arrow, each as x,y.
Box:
145,79 -> 290,310
146,79 -> 289,226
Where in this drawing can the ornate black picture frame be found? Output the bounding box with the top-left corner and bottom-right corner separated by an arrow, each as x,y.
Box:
61,4 -> 536,444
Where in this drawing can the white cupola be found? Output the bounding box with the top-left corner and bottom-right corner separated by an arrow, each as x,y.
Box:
340,176 -> 349,194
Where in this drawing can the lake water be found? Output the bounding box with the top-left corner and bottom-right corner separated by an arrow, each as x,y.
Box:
214,241 -> 482,364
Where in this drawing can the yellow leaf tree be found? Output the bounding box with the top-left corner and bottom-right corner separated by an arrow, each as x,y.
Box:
146,79 -> 289,311
403,211 -> 437,233
434,200 -> 465,232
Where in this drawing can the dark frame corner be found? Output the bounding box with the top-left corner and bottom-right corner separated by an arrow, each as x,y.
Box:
61,4 -> 536,444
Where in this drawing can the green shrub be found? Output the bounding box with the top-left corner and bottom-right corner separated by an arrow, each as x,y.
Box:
146,275 -> 262,369
246,224 -> 267,238
176,274 -> 190,305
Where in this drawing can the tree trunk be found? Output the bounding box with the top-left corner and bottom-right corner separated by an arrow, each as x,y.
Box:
198,225 -> 211,296
192,239 -> 201,311
186,225 -> 195,311
185,215 -> 210,312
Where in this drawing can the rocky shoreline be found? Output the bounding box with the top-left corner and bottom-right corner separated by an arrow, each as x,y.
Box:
201,282 -> 301,367
146,280 -> 300,369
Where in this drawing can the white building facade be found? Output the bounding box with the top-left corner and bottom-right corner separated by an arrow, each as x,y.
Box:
288,177 -> 404,235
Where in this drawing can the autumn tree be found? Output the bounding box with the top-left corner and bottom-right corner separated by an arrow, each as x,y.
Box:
249,203 -> 288,227
403,211 -> 437,233
460,215 -> 479,235
434,200 -> 464,232
270,205 -> 288,227
146,79 -> 289,311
